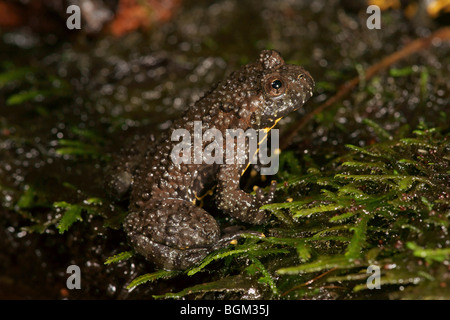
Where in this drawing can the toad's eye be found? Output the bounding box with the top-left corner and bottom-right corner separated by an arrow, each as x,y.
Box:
271,79 -> 283,89
264,76 -> 286,97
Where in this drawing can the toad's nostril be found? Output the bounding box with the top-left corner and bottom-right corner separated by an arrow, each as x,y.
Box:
305,75 -> 315,92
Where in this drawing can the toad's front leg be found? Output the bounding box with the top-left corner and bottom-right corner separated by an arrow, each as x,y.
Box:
215,164 -> 277,225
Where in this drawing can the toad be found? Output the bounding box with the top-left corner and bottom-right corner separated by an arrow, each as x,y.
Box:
107,50 -> 314,270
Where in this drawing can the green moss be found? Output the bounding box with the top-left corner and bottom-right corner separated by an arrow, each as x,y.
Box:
140,122 -> 449,299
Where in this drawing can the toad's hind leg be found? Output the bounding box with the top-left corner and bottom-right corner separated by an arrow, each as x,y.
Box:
123,199 -> 222,270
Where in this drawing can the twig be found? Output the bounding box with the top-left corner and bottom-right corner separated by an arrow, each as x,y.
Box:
280,267 -> 338,297
281,26 -> 450,149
